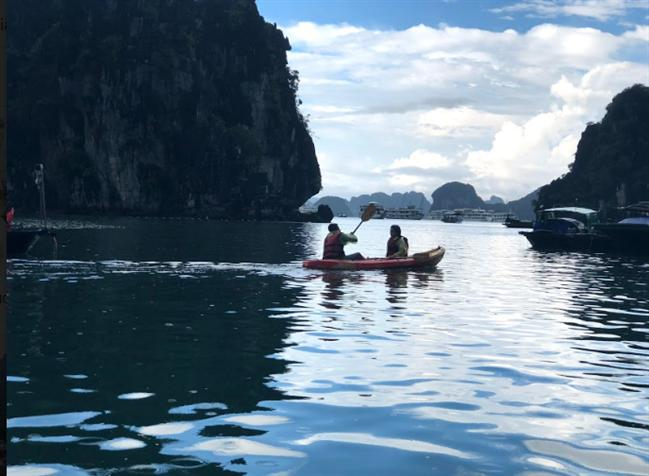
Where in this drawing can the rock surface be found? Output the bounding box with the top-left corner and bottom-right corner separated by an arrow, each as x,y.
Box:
538,84 -> 649,210
430,182 -> 484,210
7,0 -> 321,219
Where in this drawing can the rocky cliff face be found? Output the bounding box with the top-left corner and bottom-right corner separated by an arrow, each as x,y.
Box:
537,84 -> 649,209
430,182 -> 484,210
7,0 -> 321,218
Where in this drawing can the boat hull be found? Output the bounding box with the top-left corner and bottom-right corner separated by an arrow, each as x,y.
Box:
303,247 -> 445,270
504,219 -> 533,228
594,224 -> 649,255
519,231 -> 611,252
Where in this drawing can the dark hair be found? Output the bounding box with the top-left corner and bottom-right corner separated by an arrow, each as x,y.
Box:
328,223 -> 340,232
390,224 -> 401,236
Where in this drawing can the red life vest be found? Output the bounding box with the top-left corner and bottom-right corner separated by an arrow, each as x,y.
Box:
386,236 -> 408,257
323,232 -> 345,259
5,207 -> 14,229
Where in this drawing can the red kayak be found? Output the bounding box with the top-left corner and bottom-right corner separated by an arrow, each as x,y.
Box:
303,246 -> 445,270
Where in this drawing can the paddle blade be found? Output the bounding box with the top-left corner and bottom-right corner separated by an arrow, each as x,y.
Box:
361,203 -> 377,221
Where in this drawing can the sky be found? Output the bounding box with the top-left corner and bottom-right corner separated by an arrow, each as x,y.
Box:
256,0 -> 649,202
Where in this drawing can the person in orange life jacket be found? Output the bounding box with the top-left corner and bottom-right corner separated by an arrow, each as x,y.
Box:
322,223 -> 364,260
386,224 -> 409,258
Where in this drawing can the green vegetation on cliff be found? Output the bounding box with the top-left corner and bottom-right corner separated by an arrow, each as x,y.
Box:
537,84 -> 649,210
8,0 -> 321,218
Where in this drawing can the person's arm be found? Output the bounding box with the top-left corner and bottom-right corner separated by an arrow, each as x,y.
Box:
340,232 -> 358,244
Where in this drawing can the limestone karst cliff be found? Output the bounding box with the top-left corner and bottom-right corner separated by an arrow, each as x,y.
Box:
8,0 -> 321,218
537,84 -> 649,209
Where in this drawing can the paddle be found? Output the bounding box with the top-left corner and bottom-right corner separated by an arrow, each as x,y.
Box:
351,203 -> 377,234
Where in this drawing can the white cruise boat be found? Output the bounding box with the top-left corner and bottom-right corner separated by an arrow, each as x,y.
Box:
384,206 -> 424,220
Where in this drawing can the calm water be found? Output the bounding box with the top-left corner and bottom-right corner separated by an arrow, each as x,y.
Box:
7,217 -> 649,475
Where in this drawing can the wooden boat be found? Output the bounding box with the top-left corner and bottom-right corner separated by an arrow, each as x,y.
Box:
7,164 -> 57,256
594,203 -> 649,255
520,207 -> 611,251
303,246 -> 445,270
441,213 -> 463,223
519,229 -> 611,251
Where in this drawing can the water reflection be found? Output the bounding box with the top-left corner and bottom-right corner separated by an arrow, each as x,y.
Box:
7,219 -> 649,475
319,272 -> 362,310
8,268 -> 304,473
22,216 -> 326,263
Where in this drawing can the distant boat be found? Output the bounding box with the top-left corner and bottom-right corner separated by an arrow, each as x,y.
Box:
441,212 -> 463,223
453,208 -> 492,221
7,164 -> 57,256
504,216 -> 533,228
431,208 -> 508,222
383,206 -> 424,220
594,202 -> 649,255
519,207 -> 610,251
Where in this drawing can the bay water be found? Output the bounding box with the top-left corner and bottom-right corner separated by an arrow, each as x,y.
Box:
7,217 -> 649,475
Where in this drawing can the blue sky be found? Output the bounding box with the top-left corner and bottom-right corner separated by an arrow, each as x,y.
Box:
259,0 -> 645,33
257,1 -> 649,201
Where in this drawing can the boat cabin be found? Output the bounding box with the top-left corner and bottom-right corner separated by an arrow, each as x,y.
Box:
534,207 -> 599,233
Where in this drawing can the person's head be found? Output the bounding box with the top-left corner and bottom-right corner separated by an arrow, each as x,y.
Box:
328,223 -> 340,233
390,224 -> 401,237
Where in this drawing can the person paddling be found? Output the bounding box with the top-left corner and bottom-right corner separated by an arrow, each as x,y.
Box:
386,224 -> 409,258
323,223 -> 364,260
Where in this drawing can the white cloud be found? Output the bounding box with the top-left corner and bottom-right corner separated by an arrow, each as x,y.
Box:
309,105 -> 356,114
622,24 -> 649,41
465,62 -> 649,199
491,1 -> 649,21
386,149 -> 452,170
417,107 -> 509,137
282,20 -> 649,200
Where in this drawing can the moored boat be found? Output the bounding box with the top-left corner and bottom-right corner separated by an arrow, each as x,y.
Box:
303,246 -> 445,270
594,202 -> 649,255
7,164 -> 58,256
520,207 -> 611,251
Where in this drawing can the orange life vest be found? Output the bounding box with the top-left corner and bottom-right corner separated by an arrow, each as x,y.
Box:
323,232 -> 345,259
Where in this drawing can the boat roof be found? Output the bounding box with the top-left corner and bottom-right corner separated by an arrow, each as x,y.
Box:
624,202 -> 649,213
541,207 -> 598,215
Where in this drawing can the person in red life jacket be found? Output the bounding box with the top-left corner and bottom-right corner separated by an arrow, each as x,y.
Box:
323,223 -> 364,260
5,207 -> 15,230
386,224 -> 409,258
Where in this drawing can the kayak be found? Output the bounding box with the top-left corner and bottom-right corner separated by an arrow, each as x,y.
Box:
303,246 -> 445,270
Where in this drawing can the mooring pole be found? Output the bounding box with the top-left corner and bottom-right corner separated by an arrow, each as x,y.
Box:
34,163 -> 47,229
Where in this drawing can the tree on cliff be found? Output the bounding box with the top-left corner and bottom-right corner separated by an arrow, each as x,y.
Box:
537,84 -> 649,210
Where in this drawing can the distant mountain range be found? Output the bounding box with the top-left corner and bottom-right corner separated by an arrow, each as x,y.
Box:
307,86 -> 648,222
311,185 -> 537,219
